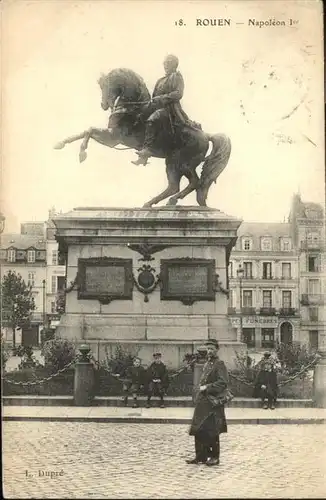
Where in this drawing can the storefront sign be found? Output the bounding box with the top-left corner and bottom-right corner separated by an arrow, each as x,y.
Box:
230,316 -> 279,328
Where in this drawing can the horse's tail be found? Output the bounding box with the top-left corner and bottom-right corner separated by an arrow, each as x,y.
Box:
196,133 -> 231,206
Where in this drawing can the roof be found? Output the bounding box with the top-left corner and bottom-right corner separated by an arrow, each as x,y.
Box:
238,222 -> 292,238
0,233 -> 46,250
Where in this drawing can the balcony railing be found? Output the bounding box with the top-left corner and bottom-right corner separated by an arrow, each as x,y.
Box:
241,307 -> 256,315
260,307 -> 276,315
279,308 -> 297,316
301,294 -> 324,305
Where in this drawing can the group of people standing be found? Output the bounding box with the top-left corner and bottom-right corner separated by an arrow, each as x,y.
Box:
120,342 -> 279,468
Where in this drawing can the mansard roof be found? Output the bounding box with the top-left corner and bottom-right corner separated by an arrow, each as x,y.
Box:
238,222 -> 292,238
1,233 -> 46,250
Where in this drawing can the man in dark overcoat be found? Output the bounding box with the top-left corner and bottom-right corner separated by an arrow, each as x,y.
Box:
187,339 -> 228,467
132,54 -> 199,166
253,352 -> 278,409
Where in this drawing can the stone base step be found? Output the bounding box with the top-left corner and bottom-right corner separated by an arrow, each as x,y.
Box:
2,396 -> 315,408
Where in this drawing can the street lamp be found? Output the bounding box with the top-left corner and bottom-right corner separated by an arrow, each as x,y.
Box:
0,212 -> 5,234
42,279 -> 46,328
237,265 -> 245,343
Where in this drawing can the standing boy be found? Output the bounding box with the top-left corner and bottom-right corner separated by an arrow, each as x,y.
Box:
146,352 -> 169,408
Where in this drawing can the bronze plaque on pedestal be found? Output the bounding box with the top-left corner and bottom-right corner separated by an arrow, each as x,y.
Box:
78,257 -> 133,301
160,259 -> 216,304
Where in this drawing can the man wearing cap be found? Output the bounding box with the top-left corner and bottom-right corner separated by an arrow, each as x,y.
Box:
146,352 -> 169,408
253,352 -> 278,409
187,339 -> 229,467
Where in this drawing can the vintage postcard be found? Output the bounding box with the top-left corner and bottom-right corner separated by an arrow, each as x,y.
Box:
1,0 -> 325,498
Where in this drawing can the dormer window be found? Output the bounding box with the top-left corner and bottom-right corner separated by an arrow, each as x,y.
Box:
261,237 -> 272,251
7,249 -> 16,262
242,238 -> 252,251
281,237 -> 291,251
27,249 -> 36,263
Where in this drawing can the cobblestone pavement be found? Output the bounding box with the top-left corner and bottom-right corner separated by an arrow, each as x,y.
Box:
3,422 -> 326,499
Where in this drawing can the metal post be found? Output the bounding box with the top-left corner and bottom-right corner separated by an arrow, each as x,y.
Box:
237,265 -> 244,343
74,344 -> 95,406
42,279 -> 46,328
239,276 -> 243,342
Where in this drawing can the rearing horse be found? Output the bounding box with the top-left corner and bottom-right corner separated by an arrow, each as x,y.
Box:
54,68 -> 231,207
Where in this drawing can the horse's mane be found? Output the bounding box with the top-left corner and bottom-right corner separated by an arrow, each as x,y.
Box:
106,68 -> 151,103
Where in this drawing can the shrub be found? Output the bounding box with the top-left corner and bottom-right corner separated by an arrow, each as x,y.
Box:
102,343 -> 138,376
275,342 -> 317,376
2,365 -> 74,395
41,338 -> 76,373
1,335 -> 10,372
15,345 -> 42,370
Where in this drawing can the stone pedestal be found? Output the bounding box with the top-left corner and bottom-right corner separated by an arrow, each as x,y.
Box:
74,362 -> 95,406
53,206 -> 245,369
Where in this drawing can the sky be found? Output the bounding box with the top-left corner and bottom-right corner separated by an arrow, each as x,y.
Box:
1,0 -> 324,232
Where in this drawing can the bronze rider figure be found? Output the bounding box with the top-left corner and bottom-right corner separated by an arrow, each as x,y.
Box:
132,54 -> 193,166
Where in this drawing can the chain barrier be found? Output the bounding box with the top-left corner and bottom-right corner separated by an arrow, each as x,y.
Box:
169,358 -> 196,379
229,356 -> 319,388
278,357 -> 318,387
2,358 -> 78,386
2,351 -> 319,389
90,355 -> 196,383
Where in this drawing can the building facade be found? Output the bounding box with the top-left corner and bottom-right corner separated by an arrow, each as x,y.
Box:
228,222 -> 300,350
1,210 -> 67,346
0,230 -> 47,345
289,194 -> 325,350
228,194 -> 325,351
46,208 -> 66,331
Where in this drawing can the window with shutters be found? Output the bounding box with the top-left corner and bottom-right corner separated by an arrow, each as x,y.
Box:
51,276 -> 57,294
262,290 -> 272,308
282,263 -> 291,279
27,250 -> 35,263
262,262 -> 272,279
7,249 -> 16,262
282,291 -> 292,308
243,262 -> 253,278
243,290 -> 253,307
27,272 -> 35,287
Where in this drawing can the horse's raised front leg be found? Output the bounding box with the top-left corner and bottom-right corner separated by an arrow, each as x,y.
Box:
54,127 -> 120,163
78,127 -> 120,163
54,132 -> 87,150
143,163 -> 180,207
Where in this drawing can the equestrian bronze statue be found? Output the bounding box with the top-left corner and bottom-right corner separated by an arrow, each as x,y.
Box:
54,55 -> 231,207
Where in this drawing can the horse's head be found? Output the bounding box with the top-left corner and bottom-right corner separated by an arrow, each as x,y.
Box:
98,73 -> 111,111
98,68 -> 151,112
